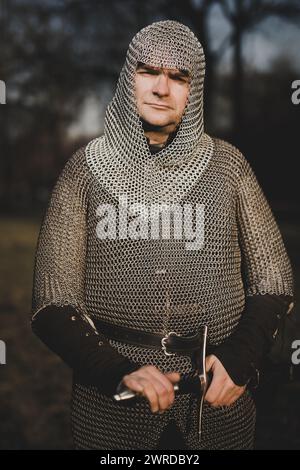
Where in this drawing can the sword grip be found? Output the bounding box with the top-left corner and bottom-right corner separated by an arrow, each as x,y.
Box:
113,372 -> 212,402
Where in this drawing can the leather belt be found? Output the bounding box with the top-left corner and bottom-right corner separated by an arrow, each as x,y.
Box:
93,318 -> 206,358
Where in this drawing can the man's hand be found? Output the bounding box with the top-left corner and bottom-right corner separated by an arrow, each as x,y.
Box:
121,365 -> 180,414
205,355 -> 246,407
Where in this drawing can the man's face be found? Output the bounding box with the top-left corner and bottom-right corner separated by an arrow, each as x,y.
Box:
135,62 -> 191,130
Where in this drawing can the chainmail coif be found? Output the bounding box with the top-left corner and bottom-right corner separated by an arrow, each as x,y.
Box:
32,20 -> 294,449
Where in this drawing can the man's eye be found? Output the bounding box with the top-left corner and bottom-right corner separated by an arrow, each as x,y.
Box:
171,76 -> 188,83
139,69 -> 157,75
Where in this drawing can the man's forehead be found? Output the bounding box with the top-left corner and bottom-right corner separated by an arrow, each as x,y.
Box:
136,61 -> 190,77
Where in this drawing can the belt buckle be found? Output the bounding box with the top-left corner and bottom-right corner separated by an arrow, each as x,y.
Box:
161,331 -> 181,356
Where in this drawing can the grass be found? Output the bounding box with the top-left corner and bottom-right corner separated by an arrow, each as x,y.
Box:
0,217 -> 72,449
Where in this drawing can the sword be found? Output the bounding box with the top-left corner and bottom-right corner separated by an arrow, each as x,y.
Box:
113,371 -> 211,401
113,325 -> 211,442
193,325 -> 210,442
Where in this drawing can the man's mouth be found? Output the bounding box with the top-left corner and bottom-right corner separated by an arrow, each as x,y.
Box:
146,103 -> 171,109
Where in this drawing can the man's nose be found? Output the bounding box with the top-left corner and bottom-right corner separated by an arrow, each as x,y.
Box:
152,74 -> 170,97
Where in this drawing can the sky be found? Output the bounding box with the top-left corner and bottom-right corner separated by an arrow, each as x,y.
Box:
208,2 -> 300,73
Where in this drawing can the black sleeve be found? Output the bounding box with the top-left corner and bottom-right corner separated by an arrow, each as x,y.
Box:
213,294 -> 293,386
31,306 -> 141,396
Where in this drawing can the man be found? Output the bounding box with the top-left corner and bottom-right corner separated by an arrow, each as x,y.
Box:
31,20 -> 294,450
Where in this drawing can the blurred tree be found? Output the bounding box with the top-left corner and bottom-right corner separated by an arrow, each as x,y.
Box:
215,0 -> 300,138
1,0 -> 300,212
0,0 -> 142,211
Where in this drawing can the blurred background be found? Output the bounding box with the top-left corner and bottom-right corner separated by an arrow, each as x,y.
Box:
0,0 -> 300,449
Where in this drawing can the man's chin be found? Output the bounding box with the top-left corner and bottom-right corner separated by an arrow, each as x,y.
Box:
140,116 -> 175,132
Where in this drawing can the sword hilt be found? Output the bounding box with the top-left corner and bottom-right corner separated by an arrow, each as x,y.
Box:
113,371 -> 212,402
